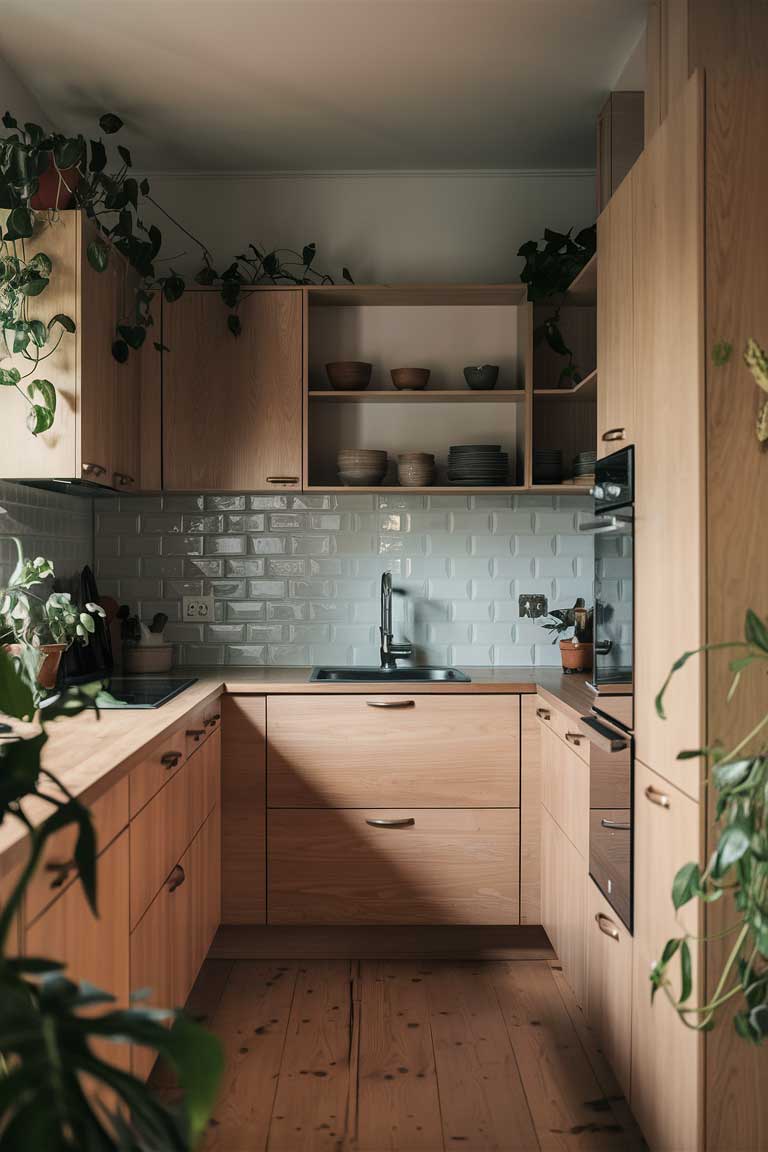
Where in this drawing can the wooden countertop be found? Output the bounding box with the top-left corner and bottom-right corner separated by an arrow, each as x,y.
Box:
0,666 -> 593,878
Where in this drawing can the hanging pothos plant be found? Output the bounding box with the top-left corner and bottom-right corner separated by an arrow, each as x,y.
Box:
650,608 -> 768,1043
518,225 -> 596,388
713,336 -> 768,443
1,108 -> 353,436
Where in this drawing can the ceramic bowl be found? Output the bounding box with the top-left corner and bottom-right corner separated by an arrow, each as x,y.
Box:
326,361 -> 373,390
390,367 -> 431,391
463,364 -> 499,390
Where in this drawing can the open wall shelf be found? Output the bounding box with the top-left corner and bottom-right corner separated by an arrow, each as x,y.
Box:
302,283 -> 597,492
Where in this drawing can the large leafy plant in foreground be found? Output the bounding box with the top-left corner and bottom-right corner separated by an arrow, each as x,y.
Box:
0,648 -> 222,1147
650,609 -> 768,1043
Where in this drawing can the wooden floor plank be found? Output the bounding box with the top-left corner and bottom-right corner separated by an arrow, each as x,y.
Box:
204,961 -> 298,1151
267,960 -> 354,1152
426,962 -> 540,1151
491,961 -> 629,1151
357,960 -> 444,1152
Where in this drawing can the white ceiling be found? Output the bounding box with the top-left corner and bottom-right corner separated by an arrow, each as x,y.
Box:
0,0 -> 647,172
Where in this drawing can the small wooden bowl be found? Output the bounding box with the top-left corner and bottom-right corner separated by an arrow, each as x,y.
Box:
391,367 -> 430,391
326,362 -> 373,391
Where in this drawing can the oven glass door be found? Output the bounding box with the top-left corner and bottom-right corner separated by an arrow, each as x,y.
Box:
594,507 -> 633,688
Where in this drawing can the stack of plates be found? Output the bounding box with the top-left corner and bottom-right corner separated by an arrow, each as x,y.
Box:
533,449 -> 563,484
397,452 -> 435,487
571,450 -> 596,486
337,448 -> 388,486
448,444 -> 509,486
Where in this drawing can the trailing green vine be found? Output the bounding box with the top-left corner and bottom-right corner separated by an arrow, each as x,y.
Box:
650,609 -> 768,1043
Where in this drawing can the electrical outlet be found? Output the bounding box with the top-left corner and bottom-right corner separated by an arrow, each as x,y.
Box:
519,593 -> 548,619
183,595 -> 215,621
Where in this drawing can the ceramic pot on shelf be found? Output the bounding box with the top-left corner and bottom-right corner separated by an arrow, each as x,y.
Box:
559,639 -> 593,673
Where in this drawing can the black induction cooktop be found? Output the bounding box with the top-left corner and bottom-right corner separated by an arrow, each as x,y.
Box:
91,676 -> 197,708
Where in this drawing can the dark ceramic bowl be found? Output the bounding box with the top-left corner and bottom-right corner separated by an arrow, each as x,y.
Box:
463,364 -> 500,390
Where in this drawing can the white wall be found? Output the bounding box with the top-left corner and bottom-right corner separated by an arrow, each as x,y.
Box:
143,171 -> 596,284
0,52 -> 46,124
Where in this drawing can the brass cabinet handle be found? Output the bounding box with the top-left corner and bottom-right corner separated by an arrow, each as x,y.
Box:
644,785 -> 671,808
565,731 -> 582,746
536,707 -> 551,720
365,700 -> 416,709
114,472 -> 135,486
601,817 -> 631,830
366,817 -> 416,829
186,728 -> 205,741
602,428 -> 626,442
167,864 -> 186,893
160,751 -> 183,769
45,859 -> 75,889
203,713 -> 221,728
266,476 -> 299,484
82,462 -> 106,476
595,912 -> 620,941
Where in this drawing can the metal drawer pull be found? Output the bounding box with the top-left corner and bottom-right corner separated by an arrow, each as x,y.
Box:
565,732 -> 582,745
601,818 -> 631,830
167,864 -> 186,893
644,785 -> 671,808
160,751 -> 183,769
365,699 -> 415,709
366,817 -> 416,829
186,728 -> 205,741
82,462 -> 106,476
266,476 -> 299,484
45,859 -> 75,888
203,715 -> 220,727
114,472 -> 135,486
602,428 -> 626,442
595,912 -> 620,940
536,708 -> 551,720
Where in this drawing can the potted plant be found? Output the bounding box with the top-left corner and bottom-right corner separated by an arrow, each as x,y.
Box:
542,597 -> 594,672
0,538 -> 105,692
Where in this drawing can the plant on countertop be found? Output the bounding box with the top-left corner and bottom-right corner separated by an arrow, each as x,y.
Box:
541,597 -> 593,645
650,608 -> 768,1043
713,337 -> 768,443
518,225 -> 596,388
0,646 -> 224,1146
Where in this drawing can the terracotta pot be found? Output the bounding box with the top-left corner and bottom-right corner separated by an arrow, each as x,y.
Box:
559,639 -> 593,673
4,643 -> 67,690
30,161 -> 81,210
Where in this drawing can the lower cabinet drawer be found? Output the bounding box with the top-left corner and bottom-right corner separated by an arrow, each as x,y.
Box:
268,808 -> 519,925
540,805 -> 587,1005
586,878 -> 632,1100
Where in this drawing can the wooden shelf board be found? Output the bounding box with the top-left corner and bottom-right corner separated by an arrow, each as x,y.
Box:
564,254 -> 597,305
306,283 -> 527,307
308,389 -> 526,404
305,484 -> 590,495
534,368 -> 597,401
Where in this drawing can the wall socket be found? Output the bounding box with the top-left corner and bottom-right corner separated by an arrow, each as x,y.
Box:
183,595 -> 215,621
519,593 -> 548,619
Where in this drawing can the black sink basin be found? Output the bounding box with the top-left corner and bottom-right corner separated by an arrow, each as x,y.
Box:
310,666 -> 471,683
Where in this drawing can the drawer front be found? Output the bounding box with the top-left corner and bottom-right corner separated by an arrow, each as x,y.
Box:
540,805 -> 587,1005
268,808 -> 519,925
26,776 -> 129,925
129,725 -> 188,817
268,695 -> 519,808
130,729 -> 220,929
589,808 -> 632,931
540,724 -> 589,857
535,696 -> 589,764
586,878 -> 632,1100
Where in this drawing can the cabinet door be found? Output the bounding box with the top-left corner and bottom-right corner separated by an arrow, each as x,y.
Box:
162,289 -> 303,491
222,695 -> 266,925
597,164 -> 636,456
79,229 -> 120,487
631,760 -> 701,1151
540,805 -> 587,1006
26,830 -> 131,1072
111,260 -> 141,491
170,806 -> 221,1009
586,878 -> 632,1099
539,723 -> 589,859
130,871 -> 174,1081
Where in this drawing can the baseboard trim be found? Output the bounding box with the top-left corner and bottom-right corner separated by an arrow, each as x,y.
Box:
210,924 -> 554,960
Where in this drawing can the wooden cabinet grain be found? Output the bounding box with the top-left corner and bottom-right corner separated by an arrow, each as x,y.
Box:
596,165 -> 636,457
221,695 -> 266,925
162,289 -> 303,491
586,878 -> 632,1100
540,804 -> 587,1006
538,718 -> 589,859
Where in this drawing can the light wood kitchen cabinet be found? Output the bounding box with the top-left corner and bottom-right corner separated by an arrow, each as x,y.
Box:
162,289 -> 303,491
130,863 -> 175,1081
537,709 -> 589,859
596,164 -> 636,457
267,695 -> 520,809
631,760 -> 701,1152
540,804 -> 587,1006
221,695 -> 266,925
26,829 -> 131,1072
0,210 -> 140,488
268,808 -> 520,926
586,878 -> 632,1100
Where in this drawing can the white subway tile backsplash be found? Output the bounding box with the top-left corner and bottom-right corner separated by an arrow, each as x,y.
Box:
227,514 -> 266,532
184,558 -> 224,577
225,558 -> 266,577
206,495 -> 246,511
227,644 -> 267,665
184,514 -> 224,534
206,535 -> 246,554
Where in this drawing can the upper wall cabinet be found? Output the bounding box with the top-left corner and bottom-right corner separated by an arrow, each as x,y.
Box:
161,289 -> 303,492
0,210 -> 140,490
596,165 -> 636,456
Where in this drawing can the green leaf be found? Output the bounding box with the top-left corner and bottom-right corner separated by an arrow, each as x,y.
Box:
53,136 -> 82,170
5,205 -> 34,240
162,274 -> 185,303
302,243 -> 316,267
342,267 -> 355,284
28,252 -> 52,276
0,645 -> 36,719
48,312 -> 76,335
111,339 -> 129,364
672,862 -> 700,909
117,144 -> 132,168
679,940 -> 693,1003
227,314 -> 241,338
712,339 -> 733,367
713,823 -> 751,877
99,112 -> 124,135
27,379 -> 56,414
194,265 -> 218,286
2,111 -> 18,129
745,609 -> 768,652
26,404 -> 54,435
714,758 -> 754,789
89,138 -> 107,173
139,176 -> 150,196
0,366 -> 21,386
86,240 -> 109,272
27,320 -> 47,348
660,937 -> 682,966
162,1015 -> 225,1143
153,341 -> 169,353
19,275 -> 48,297
117,323 -> 146,349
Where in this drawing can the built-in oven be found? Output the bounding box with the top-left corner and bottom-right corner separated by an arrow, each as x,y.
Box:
579,707 -> 633,931
579,445 -> 634,731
